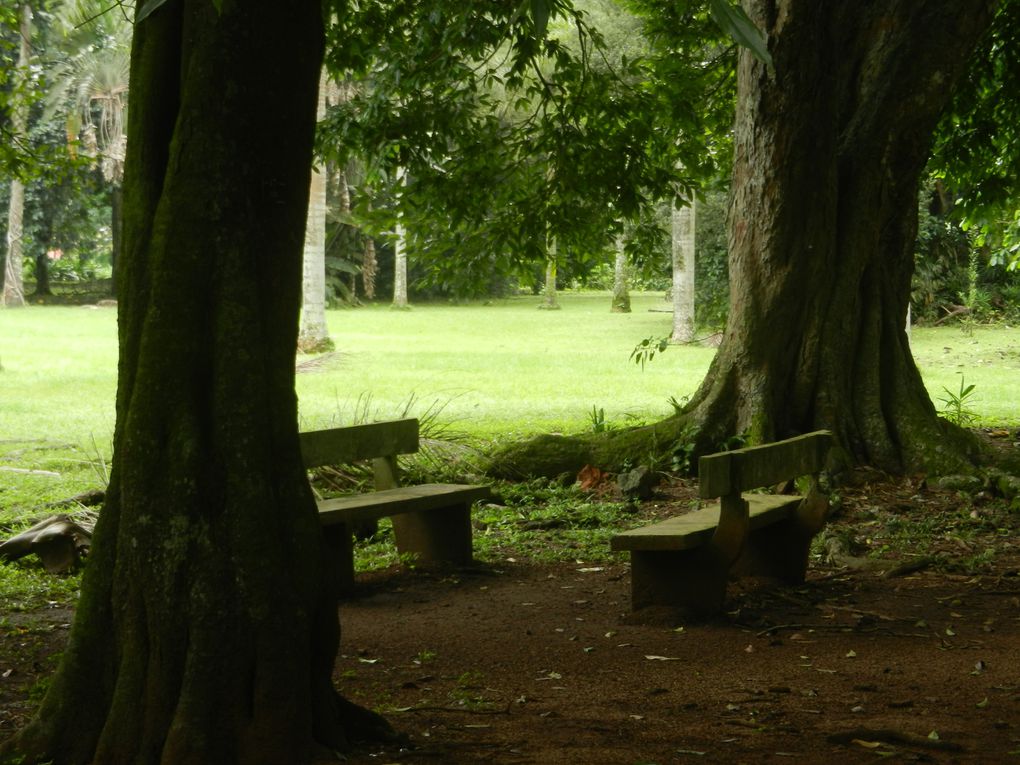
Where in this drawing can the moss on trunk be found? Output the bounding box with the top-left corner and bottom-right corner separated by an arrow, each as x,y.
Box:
488,417 -> 695,480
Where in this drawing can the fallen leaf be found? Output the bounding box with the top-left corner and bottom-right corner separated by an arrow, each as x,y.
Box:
846,650 -> 857,658
645,655 -> 682,661
977,697 -> 989,708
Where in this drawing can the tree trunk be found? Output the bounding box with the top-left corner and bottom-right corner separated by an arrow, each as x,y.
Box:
682,0 -> 995,475
33,249 -> 52,297
2,3 -> 391,763
2,4 -> 30,309
610,236 -> 631,313
299,67 -> 334,353
488,1 -> 997,481
670,196 -> 695,343
539,237 -> 560,310
362,234 -> 377,300
392,167 -> 409,310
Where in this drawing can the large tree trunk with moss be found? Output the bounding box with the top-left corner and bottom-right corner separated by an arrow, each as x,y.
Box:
684,0 -> 994,475
491,1 -> 995,480
2,3 -> 390,763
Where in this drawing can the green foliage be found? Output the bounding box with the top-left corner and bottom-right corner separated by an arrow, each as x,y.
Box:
706,0 -> 771,67
471,478 -> 634,563
0,559 -> 82,612
629,334 -> 670,369
911,181 -> 1020,324
938,374 -> 979,427
692,187 -> 730,327
587,405 -> 610,433
319,0 -> 736,298
929,0 -> 1020,271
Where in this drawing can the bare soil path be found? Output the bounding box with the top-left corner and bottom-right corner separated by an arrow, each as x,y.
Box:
3,456 -> 1020,763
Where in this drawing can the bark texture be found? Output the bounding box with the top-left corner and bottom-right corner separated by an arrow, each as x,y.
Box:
3,3 -> 389,763
685,0 -> 996,474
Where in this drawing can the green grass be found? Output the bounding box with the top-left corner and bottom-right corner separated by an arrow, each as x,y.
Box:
2,294 -> 1019,596
296,292 -> 713,437
2,294 -> 1019,522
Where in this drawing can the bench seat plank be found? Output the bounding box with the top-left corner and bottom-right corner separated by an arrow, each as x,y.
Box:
611,494 -> 802,552
317,483 -> 491,526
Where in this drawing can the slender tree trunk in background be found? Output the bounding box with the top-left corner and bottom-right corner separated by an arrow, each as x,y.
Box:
670,196 -> 696,343
2,4 -> 31,309
392,167 -> 409,309
2,3 -> 390,762
392,220 -> 408,308
33,250 -> 51,296
540,236 -> 560,310
684,0 -> 994,473
299,67 -> 334,353
610,236 -> 631,313
362,235 -> 377,300
4,177 -> 26,307
334,166 -> 357,302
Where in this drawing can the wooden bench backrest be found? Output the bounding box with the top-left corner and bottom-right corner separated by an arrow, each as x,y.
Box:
299,418 -> 420,469
698,430 -> 832,499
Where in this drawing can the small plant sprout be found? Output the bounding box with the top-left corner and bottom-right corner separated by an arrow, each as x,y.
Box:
938,374 -> 978,426
588,406 -> 610,433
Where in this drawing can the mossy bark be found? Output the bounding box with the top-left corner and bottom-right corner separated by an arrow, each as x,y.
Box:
488,417 -> 693,479
684,0 -> 993,476
491,1 -> 995,481
2,3 -> 390,763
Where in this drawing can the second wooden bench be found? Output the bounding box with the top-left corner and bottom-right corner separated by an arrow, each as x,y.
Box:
300,418 -> 491,591
611,431 -> 832,614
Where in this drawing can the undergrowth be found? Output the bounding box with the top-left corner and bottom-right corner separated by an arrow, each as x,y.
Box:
351,478 -> 635,574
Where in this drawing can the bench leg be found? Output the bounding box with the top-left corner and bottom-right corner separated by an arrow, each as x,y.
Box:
322,524 -> 356,596
629,547 -> 730,615
391,503 -> 473,565
734,518 -> 813,583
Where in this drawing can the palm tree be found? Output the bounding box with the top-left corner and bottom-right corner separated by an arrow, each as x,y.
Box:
45,0 -> 130,294
298,68 -> 334,352
3,3 -> 32,308
611,235 -> 631,313
391,166 -> 410,309
670,196 -> 696,343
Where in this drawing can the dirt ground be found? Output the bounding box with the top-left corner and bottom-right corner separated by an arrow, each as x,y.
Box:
3,454 -> 1020,763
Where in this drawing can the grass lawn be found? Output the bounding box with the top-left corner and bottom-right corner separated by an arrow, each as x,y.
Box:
2,292 -> 1018,517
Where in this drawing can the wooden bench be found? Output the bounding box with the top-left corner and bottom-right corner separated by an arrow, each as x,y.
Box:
611,431 -> 832,614
300,418 -> 491,591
